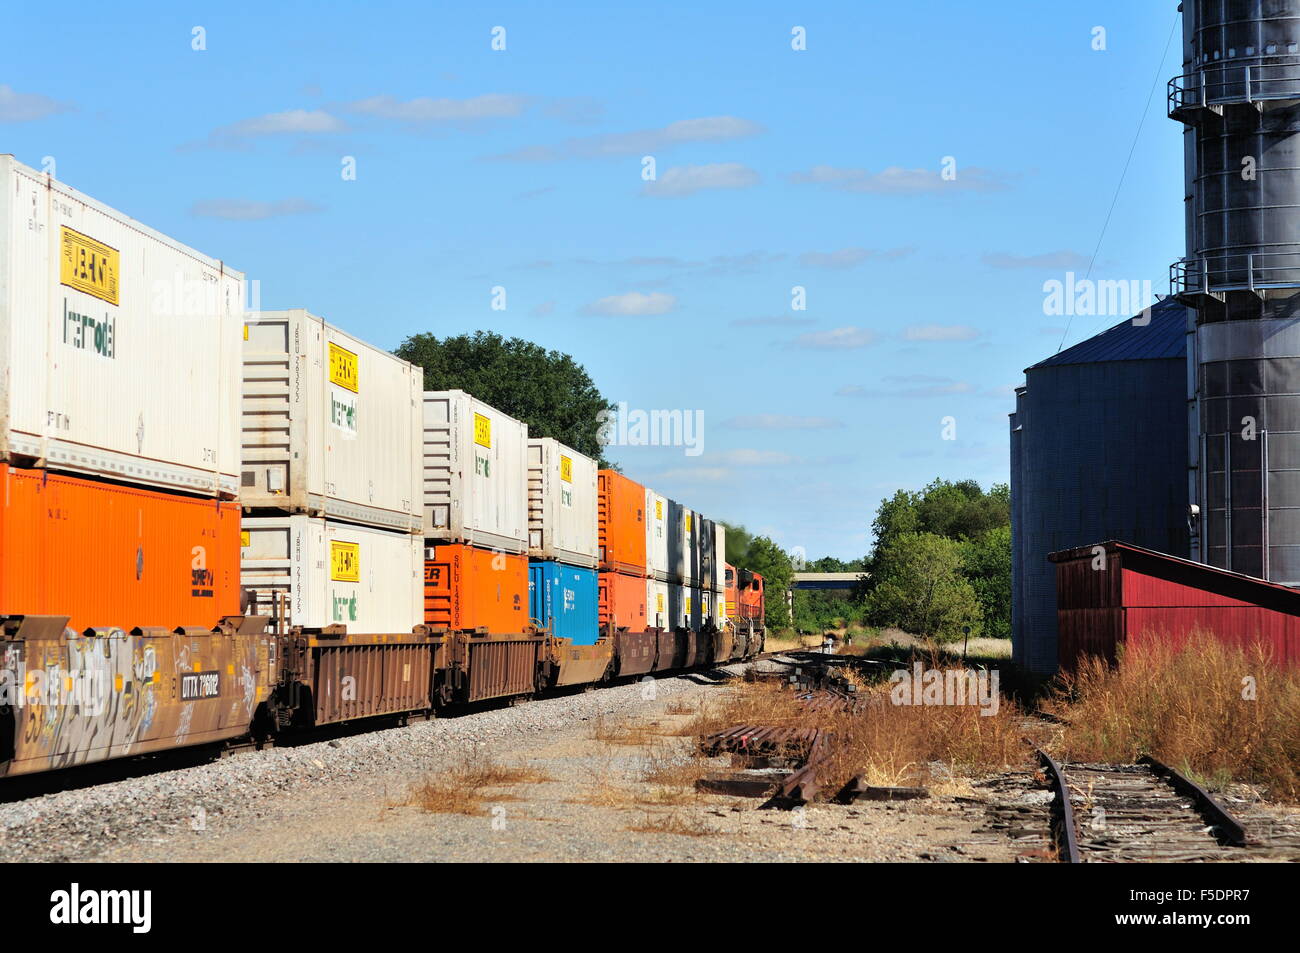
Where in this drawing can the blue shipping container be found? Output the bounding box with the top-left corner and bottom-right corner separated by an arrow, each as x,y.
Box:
529,561 -> 599,645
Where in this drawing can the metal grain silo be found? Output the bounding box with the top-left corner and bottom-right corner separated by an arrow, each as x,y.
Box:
1010,301 -> 1191,674
1171,0 -> 1300,581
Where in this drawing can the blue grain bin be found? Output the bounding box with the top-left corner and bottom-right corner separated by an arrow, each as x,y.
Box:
1011,300 -> 1190,675
528,560 -> 599,645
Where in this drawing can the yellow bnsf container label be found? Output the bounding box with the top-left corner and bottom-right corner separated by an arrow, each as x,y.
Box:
240,531 -> 250,548
330,540 -> 360,582
685,514 -> 692,533
655,500 -> 663,520
329,342 -> 359,393
473,412 -> 492,448
657,593 -> 664,612
60,227 -> 120,305
560,454 -> 572,482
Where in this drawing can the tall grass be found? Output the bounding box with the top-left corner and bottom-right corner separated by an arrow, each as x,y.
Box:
1046,635 -> 1300,801
693,674 -> 1028,794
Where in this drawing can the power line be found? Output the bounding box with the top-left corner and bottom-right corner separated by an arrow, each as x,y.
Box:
1056,10 -> 1182,352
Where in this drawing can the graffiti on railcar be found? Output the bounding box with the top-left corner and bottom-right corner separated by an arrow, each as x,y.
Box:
1,629 -> 265,777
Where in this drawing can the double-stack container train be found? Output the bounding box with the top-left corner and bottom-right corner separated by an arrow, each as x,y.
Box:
0,159 -> 765,778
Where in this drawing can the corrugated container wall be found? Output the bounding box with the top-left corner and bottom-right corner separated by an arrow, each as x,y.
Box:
598,571 -> 647,631
424,544 -> 529,635
529,561 -> 598,645
698,515 -> 716,592
526,438 -> 598,567
241,310 -> 422,532
241,515 -> 422,633
0,463 -> 240,631
713,524 -> 727,591
1010,302 -> 1190,675
422,391 -> 528,552
647,578 -> 670,629
667,584 -> 705,631
645,487 -> 670,581
667,500 -> 695,584
598,470 -> 646,574
0,156 -> 242,497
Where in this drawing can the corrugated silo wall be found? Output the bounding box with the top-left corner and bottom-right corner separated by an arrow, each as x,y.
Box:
1012,358 -> 1188,674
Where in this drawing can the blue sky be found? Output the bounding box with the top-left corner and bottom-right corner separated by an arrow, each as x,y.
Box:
1,1 -> 1185,559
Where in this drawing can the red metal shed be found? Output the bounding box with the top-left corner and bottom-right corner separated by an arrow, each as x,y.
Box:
1049,540 -> 1300,672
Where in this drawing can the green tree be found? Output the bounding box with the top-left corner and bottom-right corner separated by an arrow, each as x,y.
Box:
872,478 -> 1009,550
865,533 -> 982,641
394,330 -> 615,463
717,523 -> 794,630
743,535 -> 794,630
958,525 -> 1012,637
719,521 -> 754,566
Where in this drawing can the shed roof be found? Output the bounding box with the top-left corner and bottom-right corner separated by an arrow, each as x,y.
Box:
1028,298 -> 1189,371
1049,540 -> 1300,613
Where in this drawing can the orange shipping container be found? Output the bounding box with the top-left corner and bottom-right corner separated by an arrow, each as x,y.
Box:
598,470 -> 646,575
0,463 -> 240,631
424,544 -> 529,635
598,570 -> 648,632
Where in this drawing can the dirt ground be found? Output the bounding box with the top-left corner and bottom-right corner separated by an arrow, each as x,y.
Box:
92,677 -> 1047,864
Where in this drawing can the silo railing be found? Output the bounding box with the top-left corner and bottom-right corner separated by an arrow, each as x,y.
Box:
1171,251 -> 1300,297
1169,62 -> 1300,117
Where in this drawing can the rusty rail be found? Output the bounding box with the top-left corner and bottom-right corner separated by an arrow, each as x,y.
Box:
1139,755 -> 1248,847
1036,747 -> 1081,864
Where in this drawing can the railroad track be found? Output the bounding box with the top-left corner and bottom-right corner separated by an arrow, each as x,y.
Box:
1036,749 -> 1300,862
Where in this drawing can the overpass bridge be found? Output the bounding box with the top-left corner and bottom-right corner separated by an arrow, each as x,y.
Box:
786,571 -> 868,619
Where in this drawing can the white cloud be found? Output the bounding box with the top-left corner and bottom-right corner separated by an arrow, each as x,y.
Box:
836,376 -> 977,398
661,116 -> 763,142
788,164 -> 1010,194
713,449 -> 801,466
982,250 -> 1090,270
722,414 -> 842,430
903,324 -> 981,341
792,326 -> 877,349
347,93 -> 530,122
185,109 -> 346,150
0,84 -> 73,122
582,291 -> 677,316
190,198 -> 325,220
798,246 -> 914,269
653,467 -> 733,483
487,115 -> 762,161
730,314 -> 815,327
642,162 -> 760,198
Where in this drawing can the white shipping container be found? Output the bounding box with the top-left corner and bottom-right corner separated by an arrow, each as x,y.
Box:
527,437 -> 598,567
240,515 -> 422,632
678,507 -> 700,585
644,487 -> 669,581
0,156 -> 243,496
422,390 -> 528,552
242,310 -> 422,532
647,578 -> 670,629
713,523 -> 727,591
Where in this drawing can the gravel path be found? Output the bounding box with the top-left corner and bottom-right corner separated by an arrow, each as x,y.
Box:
0,658 -> 1098,863
0,668 -> 739,862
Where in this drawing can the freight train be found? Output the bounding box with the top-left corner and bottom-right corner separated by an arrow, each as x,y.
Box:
0,156 -> 766,778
